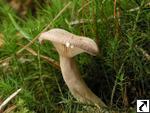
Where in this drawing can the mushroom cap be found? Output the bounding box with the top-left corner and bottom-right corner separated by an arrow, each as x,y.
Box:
39,28 -> 99,57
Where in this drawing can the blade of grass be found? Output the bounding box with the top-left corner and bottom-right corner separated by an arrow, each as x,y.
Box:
8,13 -> 32,41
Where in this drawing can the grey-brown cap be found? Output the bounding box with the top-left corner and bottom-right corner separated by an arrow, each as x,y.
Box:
39,28 -> 99,57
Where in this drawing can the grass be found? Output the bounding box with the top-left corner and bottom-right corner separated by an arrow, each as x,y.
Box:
0,0 -> 150,113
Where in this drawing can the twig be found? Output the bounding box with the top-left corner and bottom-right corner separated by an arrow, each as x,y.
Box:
128,7 -> 140,12
25,48 -> 60,70
114,0 -> 117,18
3,105 -> 16,113
0,88 -> 21,111
78,1 -> 92,13
113,0 -> 121,37
18,44 -> 60,70
69,18 -> 104,26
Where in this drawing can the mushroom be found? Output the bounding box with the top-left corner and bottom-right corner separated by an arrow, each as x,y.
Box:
39,28 -> 106,107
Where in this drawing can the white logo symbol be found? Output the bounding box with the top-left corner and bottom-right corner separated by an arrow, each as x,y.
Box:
137,99 -> 149,112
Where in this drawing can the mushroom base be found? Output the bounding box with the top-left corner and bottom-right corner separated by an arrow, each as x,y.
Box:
59,55 -> 106,107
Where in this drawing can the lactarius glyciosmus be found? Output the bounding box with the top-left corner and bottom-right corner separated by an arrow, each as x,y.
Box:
39,28 -> 106,108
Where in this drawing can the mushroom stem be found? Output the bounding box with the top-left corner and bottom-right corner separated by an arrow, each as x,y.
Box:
59,55 -> 106,107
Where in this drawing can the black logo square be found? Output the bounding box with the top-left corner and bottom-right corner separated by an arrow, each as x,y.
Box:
136,99 -> 150,113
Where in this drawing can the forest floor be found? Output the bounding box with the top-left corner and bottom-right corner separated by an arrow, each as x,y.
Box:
0,0 -> 150,113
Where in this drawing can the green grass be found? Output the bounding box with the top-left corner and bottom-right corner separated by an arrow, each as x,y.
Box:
0,0 -> 150,113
